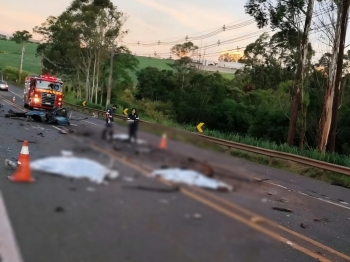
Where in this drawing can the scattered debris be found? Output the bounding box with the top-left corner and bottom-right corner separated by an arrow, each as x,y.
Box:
314,218 -> 331,222
184,157 -> 214,177
5,108 -> 70,126
4,159 -> 17,169
261,198 -> 268,203
151,168 -> 233,191
122,185 -> 180,192
106,170 -> 119,180
254,177 -> 270,182
0,104 -> 3,108
17,139 -> 37,144
30,156 -> 116,184
55,206 -> 64,213
272,207 -> 292,213
37,132 -> 44,137
61,150 -> 73,157
300,223 -> 308,229
193,213 -> 202,219
123,177 -> 134,182
276,198 -> 288,203
86,187 -> 96,192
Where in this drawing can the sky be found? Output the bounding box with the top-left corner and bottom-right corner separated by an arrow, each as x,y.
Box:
1,0 -> 349,62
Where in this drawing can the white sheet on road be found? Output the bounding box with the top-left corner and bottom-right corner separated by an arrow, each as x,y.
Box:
30,156 -> 114,184
151,168 -> 233,191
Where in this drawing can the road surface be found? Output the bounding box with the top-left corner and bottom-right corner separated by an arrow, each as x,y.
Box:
0,84 -> 349,262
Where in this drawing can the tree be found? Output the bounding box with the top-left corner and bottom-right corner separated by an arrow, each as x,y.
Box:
245,0 -> 315,147
34,0 -> 130,106
218,53 -> 241,62
170,42 -> 198,58
318,0 -> 350,152
12,30 -> 32,83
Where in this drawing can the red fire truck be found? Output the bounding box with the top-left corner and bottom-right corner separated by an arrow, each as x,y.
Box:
23,74 -> 64,110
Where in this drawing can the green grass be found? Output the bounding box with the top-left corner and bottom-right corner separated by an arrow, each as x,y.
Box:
0,40 -> 234,81
0,39 -> 41,73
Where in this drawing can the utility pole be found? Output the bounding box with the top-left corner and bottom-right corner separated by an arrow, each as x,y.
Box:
286,0 -> 315,146
19,42 -> 25,84
326,0 -> 350,152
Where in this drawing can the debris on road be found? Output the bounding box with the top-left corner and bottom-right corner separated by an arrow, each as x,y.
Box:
86,187 -> 96,192
4,159 -> 17,169
150,168 -> 233,191
193,213 -> 202,219
17,139 -> 37,144
272,207 -> 292,213
300,223 -> 308,229
30,156 -> 117,184
5,108 -> 70,126
122,185 -> 180,193
123,176 -> 134,182
314,218 -> 331,223
55,206 -> 65,213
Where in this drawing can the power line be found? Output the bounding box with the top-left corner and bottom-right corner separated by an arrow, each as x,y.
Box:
123,6 -> 335,47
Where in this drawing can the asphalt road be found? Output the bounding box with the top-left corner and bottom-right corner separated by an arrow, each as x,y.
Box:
0,84 -> 349,262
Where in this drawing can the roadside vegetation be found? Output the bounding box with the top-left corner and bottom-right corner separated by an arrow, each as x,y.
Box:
1,0 -> 350,188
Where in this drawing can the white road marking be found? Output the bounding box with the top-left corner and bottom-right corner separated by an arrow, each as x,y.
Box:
8,90 -> 22,98
0,191 -> 24,262
265,180 -> 350,210
83,120 -> 98,126
51,125 -> 64,132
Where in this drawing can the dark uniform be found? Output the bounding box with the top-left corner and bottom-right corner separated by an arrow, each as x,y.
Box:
102,105 -> 117,140
127,108 -> 139,143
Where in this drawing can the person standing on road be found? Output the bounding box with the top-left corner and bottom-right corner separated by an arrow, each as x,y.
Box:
102,104 -> 118,140
127,108 -> 139,143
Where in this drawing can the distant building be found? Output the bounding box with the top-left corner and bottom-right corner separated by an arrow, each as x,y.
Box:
29,38 -> 40,43
216,62 -> 244,70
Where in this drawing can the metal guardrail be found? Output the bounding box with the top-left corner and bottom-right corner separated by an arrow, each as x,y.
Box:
63,101 -> 350,177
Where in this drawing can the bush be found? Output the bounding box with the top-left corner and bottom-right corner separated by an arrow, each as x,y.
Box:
2,66 -> 31,83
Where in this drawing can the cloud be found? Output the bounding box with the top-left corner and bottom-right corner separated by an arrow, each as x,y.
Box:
0,8 -> 44,35
127,16 -> 162,33
136,0 -> 233,31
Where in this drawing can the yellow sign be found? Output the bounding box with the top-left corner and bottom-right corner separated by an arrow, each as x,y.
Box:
123,108 -> 128,115
82,101 -> 86,106
196,122 -> 204,133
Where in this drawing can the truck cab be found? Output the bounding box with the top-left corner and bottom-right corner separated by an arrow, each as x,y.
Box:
24,75 -> 64,110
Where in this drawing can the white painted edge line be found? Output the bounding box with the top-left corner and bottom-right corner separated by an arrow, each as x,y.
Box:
51,125 -> 64,132
0,191 -> 24,262
8,90 -> 23,98
265,180 -> 350,211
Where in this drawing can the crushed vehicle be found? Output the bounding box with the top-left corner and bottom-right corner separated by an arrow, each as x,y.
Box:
5,107 -> 70,126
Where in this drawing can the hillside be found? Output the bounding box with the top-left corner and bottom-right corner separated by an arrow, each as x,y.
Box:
0,40 -> 234,81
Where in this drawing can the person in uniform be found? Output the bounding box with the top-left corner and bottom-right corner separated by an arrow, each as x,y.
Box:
102,104 -> 118,140
127,108 -> 139,143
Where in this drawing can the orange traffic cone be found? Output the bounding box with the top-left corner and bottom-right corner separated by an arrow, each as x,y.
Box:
12,96 -> 15,103
8,140 -> 34,183
159,133 -> 167,149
